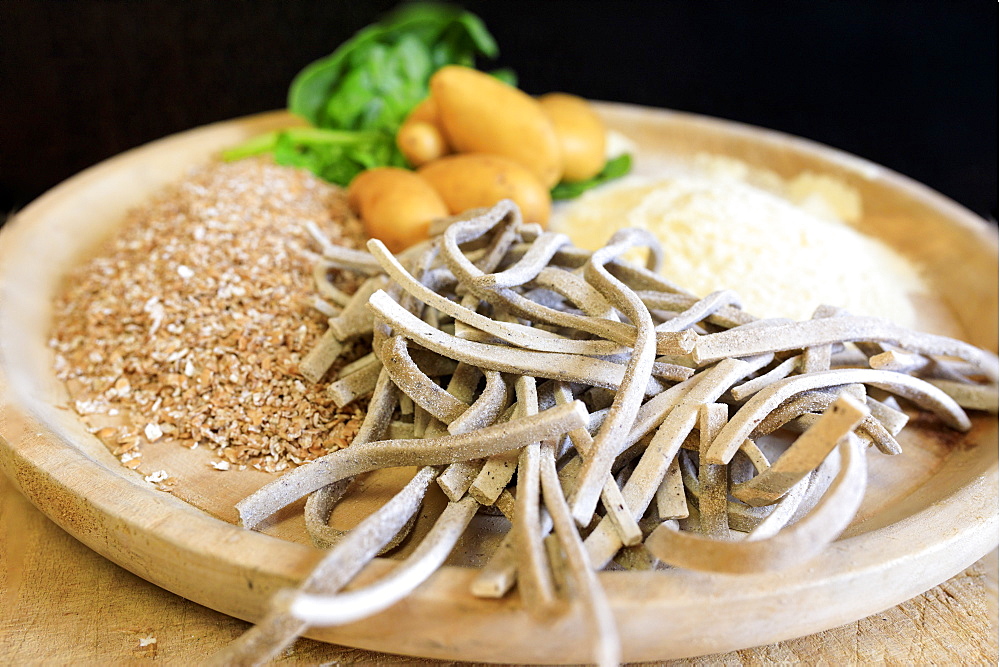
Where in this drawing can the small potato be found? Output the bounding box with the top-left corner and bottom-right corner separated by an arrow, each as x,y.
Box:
418,153 -> 551,225
430,65 -> 562,189
347,167 -> 449,252
396,120 -> 449,167
538,93 -> 607,182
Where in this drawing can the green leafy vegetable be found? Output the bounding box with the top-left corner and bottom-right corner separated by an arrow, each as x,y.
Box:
289,3 -> 499,132
550,154 -> 633,200
225,2 -> 502,185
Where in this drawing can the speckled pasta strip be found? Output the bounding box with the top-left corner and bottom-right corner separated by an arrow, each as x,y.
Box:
706,368 -> 970,464
635,289 -> 753,330
473,231 -> 570,290
618,381 -> 695,455
469,378 -> 536,506
237,400 -> 588,528
471,531 -> 519,599
798,306 -> 840,374
646,434 -> 867,574
297,462 -> 429,578
651,361 -> 696,383
732,395 -> 869,507
305,220 -> 383,274
927,379 -> 1000,413
569,228 -> 659,526
303,479 -> 351,548
538,441 -> 621,667
856,413 -> 903,454
868,349 -> 984,382
368,290 -> 636,389
327,275 -> 388,340
553,383 -> 642,546
694,316 -> 1000,381
210,465 -> 439,665
529,267 -> 620,321
325,358 -> 383,407
781,405 -> 903,456
510,377 -> 557,612
448,370 -> 509,435
441,217 -> 637,345
352,367 -> 399,445
655,290 -> 743,333
304,474 -> 422,556
605,256 -> 687,296
379,336 -> 469,424
290,495 -> 479,627
336,351 -> 379,378
368,239 -> 623,357
866,396 -> 909,434
751,385 -> 864,438
730,355 -> 801,402
436,461 -> 482,502
313,262 -> 352,307
743,474 -> 810,541
435,364 -> 491,500
299,329 -> 344,383
697,403 -> 730,537
655,456 -> 688,520
584,358 -> 761,568
309,293 -> 341,318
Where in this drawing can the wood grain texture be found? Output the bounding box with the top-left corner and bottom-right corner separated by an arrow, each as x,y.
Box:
1,471 -> 996,664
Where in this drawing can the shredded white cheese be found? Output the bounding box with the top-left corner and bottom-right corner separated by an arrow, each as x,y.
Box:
554,173 -> 926,327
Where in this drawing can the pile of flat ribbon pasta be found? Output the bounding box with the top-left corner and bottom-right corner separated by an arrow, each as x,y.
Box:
216,200 -> 998,666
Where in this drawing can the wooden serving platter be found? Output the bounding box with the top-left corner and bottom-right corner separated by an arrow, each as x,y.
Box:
0,104 -> 996,663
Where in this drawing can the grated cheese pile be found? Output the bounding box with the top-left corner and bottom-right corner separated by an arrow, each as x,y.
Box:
554,173 -> 927,327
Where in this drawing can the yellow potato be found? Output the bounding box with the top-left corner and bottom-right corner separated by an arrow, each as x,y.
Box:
346,167 -> 449,252
406,96 -> 439,125
418,153 -> 551,225
539,92 -> 607,182
430,65 -> 562,189
396,120 -> 449,167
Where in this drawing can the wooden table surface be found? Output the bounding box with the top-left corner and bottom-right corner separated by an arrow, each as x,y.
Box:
1,470 -> 996,665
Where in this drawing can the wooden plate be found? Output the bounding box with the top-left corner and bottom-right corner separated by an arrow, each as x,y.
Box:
0,104 -> 996,663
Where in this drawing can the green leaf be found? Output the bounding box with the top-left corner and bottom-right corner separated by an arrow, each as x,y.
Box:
288,2 -> 500,133
395,34 -> 434,83
452,12 -> 499,58
287,23 -> 384,126
232,127 -> 395,187
551,154 -> 633,200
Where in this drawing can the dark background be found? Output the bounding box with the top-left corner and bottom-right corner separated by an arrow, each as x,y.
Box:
2,1 -> 997,222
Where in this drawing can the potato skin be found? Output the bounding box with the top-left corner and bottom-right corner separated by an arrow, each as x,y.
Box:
430,65 -> 562,189
418,153 -> 551,225
396,96 -> 451,167
396,120 -> 449,167
539,93 -> 607,182
346,167 -> 449,252
406,96 -> 439,125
